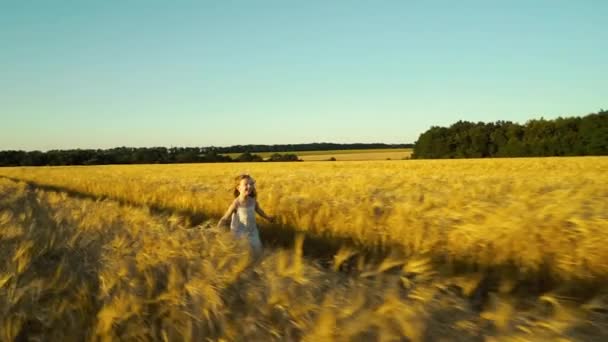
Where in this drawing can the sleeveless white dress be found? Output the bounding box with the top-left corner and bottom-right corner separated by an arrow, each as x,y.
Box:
230,200 -> 263,255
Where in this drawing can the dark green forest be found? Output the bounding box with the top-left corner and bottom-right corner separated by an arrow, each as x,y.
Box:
2,111 -> 605,166
413,110 -> 607,159
0,148 -> 306,167
0,143 -> 406,167
212,143 -> 411,153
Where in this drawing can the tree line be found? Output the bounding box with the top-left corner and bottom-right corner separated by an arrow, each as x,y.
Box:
0,143 -> 410,167
0,143 -> 409,167
0,147 -> 307,167
413,110 -> 607,159
212,143 -> 411,153
4,110 -> 604,166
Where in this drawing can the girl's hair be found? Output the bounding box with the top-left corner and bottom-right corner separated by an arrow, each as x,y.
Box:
233,174 -> 257,198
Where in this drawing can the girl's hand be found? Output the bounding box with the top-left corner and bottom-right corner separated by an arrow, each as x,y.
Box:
217,218 -> 227,229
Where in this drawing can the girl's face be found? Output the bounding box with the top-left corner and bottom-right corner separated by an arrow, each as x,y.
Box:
237,178 -> 255,197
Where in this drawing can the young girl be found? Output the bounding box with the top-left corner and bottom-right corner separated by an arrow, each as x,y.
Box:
217,174 -> 274,256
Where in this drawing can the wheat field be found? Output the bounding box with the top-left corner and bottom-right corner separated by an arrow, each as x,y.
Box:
222,148 -> 413,161
0,157 -> 607,340
298,149 -> 412,161
223,148 -> 413,161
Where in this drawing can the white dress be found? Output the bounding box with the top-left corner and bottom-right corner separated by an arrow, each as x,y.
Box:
230,200 -> 263,255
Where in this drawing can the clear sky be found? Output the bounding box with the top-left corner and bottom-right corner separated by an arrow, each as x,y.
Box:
1,1 -> 606,151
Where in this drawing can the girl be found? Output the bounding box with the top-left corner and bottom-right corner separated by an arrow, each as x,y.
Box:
217,174 -> 274,256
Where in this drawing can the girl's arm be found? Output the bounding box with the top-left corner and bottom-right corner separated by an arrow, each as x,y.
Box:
255,201 -> 274,222
217,200 -> 237,228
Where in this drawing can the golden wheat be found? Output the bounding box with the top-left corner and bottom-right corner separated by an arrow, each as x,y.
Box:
1,157 -> 607,340
1,157 -> 606,280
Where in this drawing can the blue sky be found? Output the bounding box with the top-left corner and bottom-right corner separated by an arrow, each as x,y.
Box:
1,1 -> 606,151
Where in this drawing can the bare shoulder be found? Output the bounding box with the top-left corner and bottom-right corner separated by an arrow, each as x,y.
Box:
235,197 -> 255,208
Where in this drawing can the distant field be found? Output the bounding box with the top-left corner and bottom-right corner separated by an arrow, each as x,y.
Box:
222,148 -> 413,161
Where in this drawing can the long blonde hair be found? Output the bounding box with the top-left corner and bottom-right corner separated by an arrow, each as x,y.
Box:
233,174 -> 256,198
